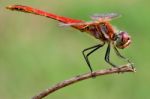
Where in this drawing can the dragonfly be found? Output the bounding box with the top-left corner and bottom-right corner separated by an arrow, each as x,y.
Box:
6,5 -> 132,73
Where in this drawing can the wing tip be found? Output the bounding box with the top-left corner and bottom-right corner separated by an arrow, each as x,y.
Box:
91,13 -> 121,21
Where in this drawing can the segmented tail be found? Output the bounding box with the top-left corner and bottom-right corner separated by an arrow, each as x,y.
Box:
6,5 -> 83,24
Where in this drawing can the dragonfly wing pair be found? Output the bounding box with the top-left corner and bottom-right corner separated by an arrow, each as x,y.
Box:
60,13 -> 121,27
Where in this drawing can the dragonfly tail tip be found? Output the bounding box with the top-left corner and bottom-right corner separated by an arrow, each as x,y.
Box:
6,5 -> 14,10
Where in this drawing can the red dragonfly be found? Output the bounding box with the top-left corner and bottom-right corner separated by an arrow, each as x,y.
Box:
6,5 -> 132,72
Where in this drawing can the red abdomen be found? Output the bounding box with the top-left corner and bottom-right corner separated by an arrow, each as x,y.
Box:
7,5 -> 83,24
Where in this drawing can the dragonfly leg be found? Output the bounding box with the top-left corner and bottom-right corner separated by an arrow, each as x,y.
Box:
82,43 -> 105,73
113,46 -> 133,65
105,43 -> 116,67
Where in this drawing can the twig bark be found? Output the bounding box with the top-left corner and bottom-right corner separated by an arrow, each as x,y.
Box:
32,64 -> 136,99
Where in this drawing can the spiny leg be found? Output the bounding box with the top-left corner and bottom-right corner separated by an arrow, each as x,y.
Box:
82,44 -> 100,72
85,45 -> 101,71
82,43 -> 104,72
105,43 -> 116,67
113,46 -> 133,65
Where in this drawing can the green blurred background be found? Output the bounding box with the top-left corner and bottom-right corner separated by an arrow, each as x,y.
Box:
0,0 -> 150,99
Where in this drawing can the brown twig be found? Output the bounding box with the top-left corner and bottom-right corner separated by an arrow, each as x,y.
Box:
32,64 -> 136,99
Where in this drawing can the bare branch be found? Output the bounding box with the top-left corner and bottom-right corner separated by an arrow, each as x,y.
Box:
32,64 -> 136,99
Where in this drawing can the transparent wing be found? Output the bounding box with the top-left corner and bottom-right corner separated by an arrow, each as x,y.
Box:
59,21 -> 97,27
91,13 -> 121,21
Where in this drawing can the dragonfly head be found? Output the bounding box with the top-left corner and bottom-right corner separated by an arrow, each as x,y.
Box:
114,31 -> 131,49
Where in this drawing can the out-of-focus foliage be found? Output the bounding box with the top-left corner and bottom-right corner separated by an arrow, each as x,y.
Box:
0,0 -> 150,99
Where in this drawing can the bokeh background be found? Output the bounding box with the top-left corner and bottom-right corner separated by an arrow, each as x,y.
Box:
0,0 -> 150,99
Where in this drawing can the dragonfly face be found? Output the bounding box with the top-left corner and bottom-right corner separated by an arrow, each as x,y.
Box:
114,31 -> 131,49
